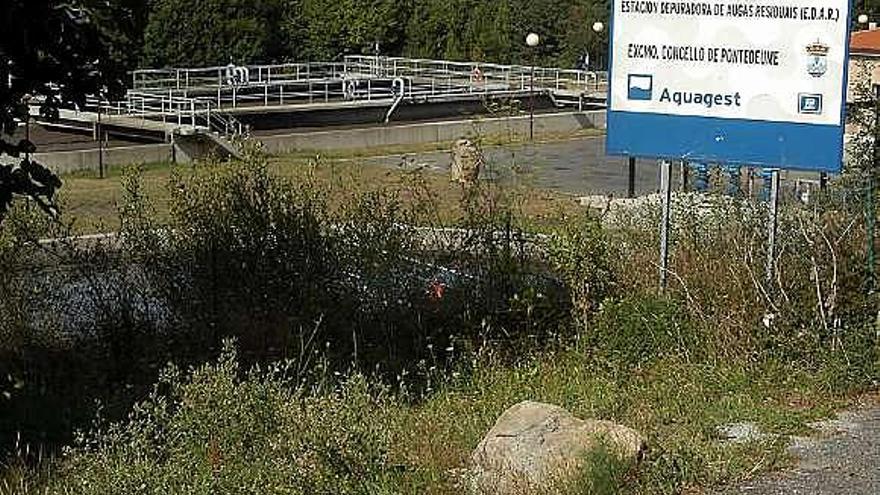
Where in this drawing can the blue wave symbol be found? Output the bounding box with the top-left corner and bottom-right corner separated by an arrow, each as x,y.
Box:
628,75 -> 653,101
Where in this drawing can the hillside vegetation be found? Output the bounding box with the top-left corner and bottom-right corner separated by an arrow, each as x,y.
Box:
112,0 -> 609,68
1,149 -> 877,493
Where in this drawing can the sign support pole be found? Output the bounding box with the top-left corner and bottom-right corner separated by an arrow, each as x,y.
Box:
627,157 -> 636,198
867,174 -> 875,292
765,169 -> 780,285
659,160 -> 672,290
868,84 -> 880,293
680,161 -> 689,192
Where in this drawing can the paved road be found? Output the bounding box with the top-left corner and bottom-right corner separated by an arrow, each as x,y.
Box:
366,137 -> 670,197
719,399 -> 880,495
366,136 -> 828,199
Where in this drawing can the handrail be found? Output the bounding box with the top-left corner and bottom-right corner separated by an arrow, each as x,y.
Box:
129,56 -> 607,95
95,55 -> 609,136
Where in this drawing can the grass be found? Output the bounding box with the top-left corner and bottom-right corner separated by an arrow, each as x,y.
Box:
17,338 -> 854,495
5,135 -> 876,493
56,141 -> 584,233
387,346 -> 848,494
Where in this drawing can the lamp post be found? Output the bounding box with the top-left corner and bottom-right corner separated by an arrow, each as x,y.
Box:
592,21 -> 605,69
526,33 -> 540,140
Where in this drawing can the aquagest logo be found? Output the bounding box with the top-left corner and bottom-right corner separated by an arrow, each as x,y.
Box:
627,74 -> 743,109
627,74 -> 653,101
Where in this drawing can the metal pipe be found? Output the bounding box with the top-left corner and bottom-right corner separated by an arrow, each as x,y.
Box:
530,63 -> 535,141
97,106 -> 104,179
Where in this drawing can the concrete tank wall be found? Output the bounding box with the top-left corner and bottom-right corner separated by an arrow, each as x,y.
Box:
259,111 -> 605,154
33,144 -> 174,175
35,111 -> 605,174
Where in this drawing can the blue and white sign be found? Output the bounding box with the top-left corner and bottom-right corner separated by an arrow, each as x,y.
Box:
606,0 -> 852,172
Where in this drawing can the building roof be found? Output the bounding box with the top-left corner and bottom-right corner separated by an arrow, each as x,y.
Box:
851,29 -> 880,56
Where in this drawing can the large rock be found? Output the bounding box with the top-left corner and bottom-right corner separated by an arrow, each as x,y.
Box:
470,401 -> 647,494
450,138 -> 483,185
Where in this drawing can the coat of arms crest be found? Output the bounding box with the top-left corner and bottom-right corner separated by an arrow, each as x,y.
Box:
806,41 -> 829,78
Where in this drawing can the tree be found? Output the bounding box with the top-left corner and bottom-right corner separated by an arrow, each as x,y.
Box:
0,0 -> 125,223
142,0 -> 288,67
283,0 -> 409,61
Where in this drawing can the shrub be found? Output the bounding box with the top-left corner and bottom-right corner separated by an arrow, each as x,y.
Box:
48,342 -> 400,495
608,191 -> 879,382
0,152 -> 573,458
588,295 -> 697,368
547,213 -> 615,324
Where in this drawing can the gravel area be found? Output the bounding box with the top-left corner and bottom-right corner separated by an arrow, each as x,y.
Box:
718,396 -> 880,495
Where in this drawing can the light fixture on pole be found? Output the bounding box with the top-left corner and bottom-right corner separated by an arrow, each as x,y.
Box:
859,13 -> 869,24
526,33 -> 540,48
592,21 -> 606,71
526,33 -> 540,140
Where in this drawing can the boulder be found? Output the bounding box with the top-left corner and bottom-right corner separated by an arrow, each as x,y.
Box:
450,138 -> 483,185
470,401 -> 646,494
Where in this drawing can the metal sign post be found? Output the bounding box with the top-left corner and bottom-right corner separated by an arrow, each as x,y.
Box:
867,173 -> 875,292
659,160 -> 672,289
627,157 -> 636,198
765,169 -> 781,285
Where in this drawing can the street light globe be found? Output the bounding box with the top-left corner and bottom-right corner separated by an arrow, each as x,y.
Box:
859,13 -> 870,24
526,33 -> 540,47
592,21 -> 605,33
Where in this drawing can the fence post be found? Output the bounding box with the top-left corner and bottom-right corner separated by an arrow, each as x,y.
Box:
765,169 -> 781,285
659,160 -> 673,290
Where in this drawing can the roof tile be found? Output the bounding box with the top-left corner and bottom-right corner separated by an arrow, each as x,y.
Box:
851,29 -> 880,55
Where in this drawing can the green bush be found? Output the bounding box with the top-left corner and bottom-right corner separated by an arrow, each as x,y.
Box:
609,191 -> 879,381
547,213 -> 615,324
49,342 -> 400,495
0,153 -> 572,458
588,295 -> 698,368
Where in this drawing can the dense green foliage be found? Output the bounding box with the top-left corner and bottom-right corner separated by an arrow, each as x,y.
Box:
2,150 -> 878,493
0,152 -> 569,460
142,0 -> 288,68
138,0 -> 610,68
50,344 -> 403,494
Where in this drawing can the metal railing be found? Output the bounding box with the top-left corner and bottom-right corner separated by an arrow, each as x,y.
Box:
343,55 -> 607,94
78,56 -> 609,139
86,93 -> 243,139
127,56 -> 609,111
131,62 -> 350,92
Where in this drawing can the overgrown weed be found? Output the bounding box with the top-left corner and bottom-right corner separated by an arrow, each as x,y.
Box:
1,143 -> 878,493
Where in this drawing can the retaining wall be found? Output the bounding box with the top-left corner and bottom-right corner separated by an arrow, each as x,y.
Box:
35,111 -> 606,174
